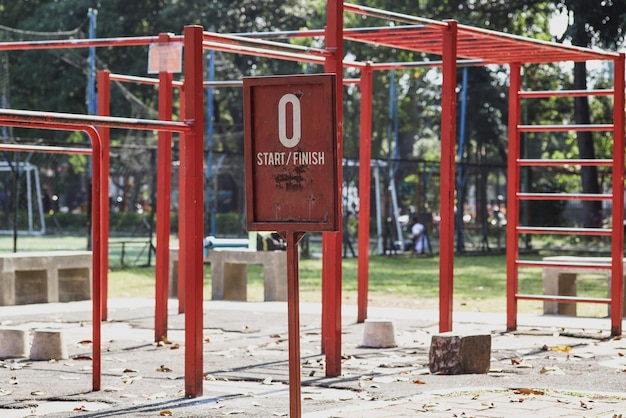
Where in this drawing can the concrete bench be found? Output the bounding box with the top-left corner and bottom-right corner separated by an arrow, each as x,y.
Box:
208,249 -> 287,301
542,255 -> 626,316
169,248 -> 287,302
0,251 -> 92,306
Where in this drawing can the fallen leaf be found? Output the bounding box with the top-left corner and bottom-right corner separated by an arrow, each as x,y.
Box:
159,410 -> 173,416
77,340 -> 92,345
157,365 -> 172,373
270,334 -> 282,338
123,368 -> 137,373
72,355 -> 93,361
30,390 -> 44,396
514,388 -> 544,395
413,379 -> 426,384
550,345 -> 572,353
204,337 -> 211,343
170,344 -> 180,350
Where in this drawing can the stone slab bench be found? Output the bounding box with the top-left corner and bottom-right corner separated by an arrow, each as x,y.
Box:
207,249 -> 287,301
169,248 -> 287,302
542,255 -> 626,316
0,251 -> 92,306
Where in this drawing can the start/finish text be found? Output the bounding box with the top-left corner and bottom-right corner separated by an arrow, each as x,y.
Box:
256,151 -> 325,166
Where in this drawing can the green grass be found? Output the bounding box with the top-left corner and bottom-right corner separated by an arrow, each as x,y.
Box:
106,253 -> 609,317
1,235 -> 611,317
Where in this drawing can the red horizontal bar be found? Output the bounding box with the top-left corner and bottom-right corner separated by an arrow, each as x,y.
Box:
0,109 -> 191,133
235,29 -> 326,40
203,31 -> 330,58
369,59 -> 483,70
518,124 -> 613,132
202,40 -> 326,65
516,226 -> 612,236
517,158 -> 612,166
517,192 -> 612,201
0,35 -> 180,51
516,294 -> 611,304
519,89 -> 614,98
343,3 -> 447,28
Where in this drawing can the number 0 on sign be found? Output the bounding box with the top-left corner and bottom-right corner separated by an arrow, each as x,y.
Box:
243,74 -> 339,232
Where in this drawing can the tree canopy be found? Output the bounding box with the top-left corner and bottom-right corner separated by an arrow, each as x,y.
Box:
1,1 -> 625,234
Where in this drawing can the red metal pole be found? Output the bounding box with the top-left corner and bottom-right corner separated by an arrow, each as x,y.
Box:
177,87 -> 186,314
357,63 -> 373,323
506,62 -> 522,331
610,54 -> 625,336
88,125 -> 103,392
181,25 -> 205,398
155,33 -> 174,343
322,0 -> 343,377
285,231 -> 304,417
97,70 -> 110,322
438,21 -> 457,333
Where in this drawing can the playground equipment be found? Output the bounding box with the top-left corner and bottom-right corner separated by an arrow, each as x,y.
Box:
0,3 -> 624,417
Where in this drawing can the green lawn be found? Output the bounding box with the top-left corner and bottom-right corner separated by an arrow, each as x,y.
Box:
108,253 -> 609,317
0,235 -> 611,317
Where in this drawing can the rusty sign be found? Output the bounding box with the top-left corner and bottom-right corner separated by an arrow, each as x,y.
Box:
243,74 -> 338,232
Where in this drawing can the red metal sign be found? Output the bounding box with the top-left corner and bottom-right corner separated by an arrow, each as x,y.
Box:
244,74 -> 338,232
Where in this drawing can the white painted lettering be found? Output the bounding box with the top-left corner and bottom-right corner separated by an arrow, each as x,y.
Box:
278,93 -> 301,148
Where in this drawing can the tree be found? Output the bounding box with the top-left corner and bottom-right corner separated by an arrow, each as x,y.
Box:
554,0 -> 626,228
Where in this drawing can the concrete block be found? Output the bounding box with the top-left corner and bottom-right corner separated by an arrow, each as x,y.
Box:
29,329 -> 68,361
361,319 -> 396,348
429,332 -> 491,375
0,327 -> 28,358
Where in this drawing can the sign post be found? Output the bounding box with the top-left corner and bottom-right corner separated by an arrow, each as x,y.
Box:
243,74 -> 338,417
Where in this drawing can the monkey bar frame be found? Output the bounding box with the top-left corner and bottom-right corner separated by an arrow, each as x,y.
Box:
1,3 -> 624,412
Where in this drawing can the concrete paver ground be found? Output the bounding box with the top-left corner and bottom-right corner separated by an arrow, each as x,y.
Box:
0,299 -> 625,417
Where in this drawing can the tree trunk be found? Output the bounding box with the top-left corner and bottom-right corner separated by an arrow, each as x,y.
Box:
573,61 -> 603,228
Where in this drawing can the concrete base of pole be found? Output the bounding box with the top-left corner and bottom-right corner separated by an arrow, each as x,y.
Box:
361,319 -> 396,348
29,329 -> 68,361
0,327 -> 28,358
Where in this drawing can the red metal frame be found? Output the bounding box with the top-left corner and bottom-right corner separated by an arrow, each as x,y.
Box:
357,62 -> 373,323
438,21 -> 457,332
2,3 -> 625,411
96,71 -> 111,322
505,54 -> 625,336
154,33 -> 175,343
0,121 -> 103,390
322,0 -> 344,379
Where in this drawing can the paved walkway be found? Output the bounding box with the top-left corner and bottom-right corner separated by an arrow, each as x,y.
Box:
0,299 -> 625,417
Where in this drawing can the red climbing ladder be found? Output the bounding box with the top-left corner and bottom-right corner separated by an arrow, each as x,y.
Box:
506,56 -> 626,336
